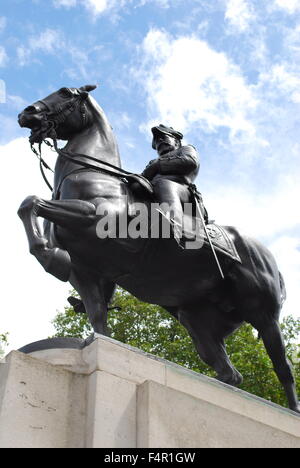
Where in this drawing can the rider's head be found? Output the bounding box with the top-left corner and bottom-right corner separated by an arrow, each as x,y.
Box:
151,124 -> 183,156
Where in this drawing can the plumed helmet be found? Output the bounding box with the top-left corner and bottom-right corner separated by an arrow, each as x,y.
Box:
151,124 -> 183,149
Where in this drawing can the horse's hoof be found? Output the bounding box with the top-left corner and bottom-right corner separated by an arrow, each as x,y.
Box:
218,370 -> 243,387
68,296 -> 86,314
42,248 -> 72,282
290,403 -> 300,415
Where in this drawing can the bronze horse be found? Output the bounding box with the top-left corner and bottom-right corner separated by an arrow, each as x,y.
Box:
17,85 -> 299,413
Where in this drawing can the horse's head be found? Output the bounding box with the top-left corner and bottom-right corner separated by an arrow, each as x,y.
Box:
18,85 -> 97,144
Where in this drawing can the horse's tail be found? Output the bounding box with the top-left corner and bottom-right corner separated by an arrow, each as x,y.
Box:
279,271 -> 287,308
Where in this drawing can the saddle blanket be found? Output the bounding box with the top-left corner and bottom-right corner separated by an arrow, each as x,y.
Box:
183,222 -> 241,263
202,224 -> 241,263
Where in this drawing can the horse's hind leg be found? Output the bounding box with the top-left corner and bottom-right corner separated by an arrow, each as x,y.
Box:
195,334 -> 243,386
179,303 -> 243,386
257,319 -> 299,413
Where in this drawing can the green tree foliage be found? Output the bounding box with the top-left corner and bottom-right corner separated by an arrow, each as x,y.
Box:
52,289 -> 300,408
0,333 -> 9,359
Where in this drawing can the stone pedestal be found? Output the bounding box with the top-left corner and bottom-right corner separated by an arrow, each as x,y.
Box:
0,335 -> 299,448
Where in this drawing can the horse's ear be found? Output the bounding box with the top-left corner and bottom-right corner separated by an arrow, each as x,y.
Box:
80,85 -> 97,93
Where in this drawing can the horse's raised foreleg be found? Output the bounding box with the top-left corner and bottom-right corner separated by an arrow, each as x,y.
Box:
18,195 -> 97,282
35,198 -> 97,228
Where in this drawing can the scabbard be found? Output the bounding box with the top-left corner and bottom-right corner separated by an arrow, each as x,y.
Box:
192,189 -> 225,280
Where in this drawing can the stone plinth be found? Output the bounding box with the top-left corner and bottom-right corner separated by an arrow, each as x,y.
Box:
0,335 -> 299,448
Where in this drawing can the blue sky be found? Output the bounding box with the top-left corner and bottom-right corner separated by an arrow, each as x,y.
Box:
0,0 -> 300,350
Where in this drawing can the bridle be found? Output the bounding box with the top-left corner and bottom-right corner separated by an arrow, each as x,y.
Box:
29,88 -> 90,191
30,88 -> 89,145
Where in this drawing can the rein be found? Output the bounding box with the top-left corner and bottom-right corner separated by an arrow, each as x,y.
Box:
57,146 -> 154,196
30,142 -> 55,192
30,138 -> 154,197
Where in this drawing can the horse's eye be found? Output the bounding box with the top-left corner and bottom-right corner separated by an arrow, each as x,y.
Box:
59,88 -> 72,98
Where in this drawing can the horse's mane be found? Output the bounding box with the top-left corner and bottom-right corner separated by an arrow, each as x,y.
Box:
87,95 -> 121,167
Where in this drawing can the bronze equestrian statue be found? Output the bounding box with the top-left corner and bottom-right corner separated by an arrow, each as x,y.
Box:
17,85 -> 299,413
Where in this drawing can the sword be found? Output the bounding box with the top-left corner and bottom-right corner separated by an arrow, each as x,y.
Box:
192,189 -> 225,280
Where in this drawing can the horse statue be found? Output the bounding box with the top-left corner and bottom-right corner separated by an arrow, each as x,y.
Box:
17,84 -> 299,413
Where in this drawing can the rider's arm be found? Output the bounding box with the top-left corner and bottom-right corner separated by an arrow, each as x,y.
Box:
159,145 -> 199,176
142,146 -> 199,180
142,159 -> 160,180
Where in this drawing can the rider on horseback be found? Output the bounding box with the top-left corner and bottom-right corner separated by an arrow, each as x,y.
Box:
142,124 -> 208,242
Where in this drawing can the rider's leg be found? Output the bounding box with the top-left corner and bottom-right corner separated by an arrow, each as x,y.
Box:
152,178 -> 189,241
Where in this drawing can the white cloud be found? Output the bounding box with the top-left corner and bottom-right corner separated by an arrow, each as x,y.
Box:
137,0 -> 171,8
16,29 -> 63,67
0,46 -> 8,67
206,175 -> 300,240
274,0 -> 300,13
52,0 -> 130,15
269,236 -> 300,318
53,0 -> 172,15
16,28 -> 90,79
112,111 -> 132,130
53,0 -> 77,7
85,0 -> 109,14
17,46 -> 31,67
29,29 -> 63,54
260,63 -> 300,103
135,29 -> 257,138
63,45 -> 90,80
284,23 -> 300,59
133,26 -> 300,165
225,0 -> 255,32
